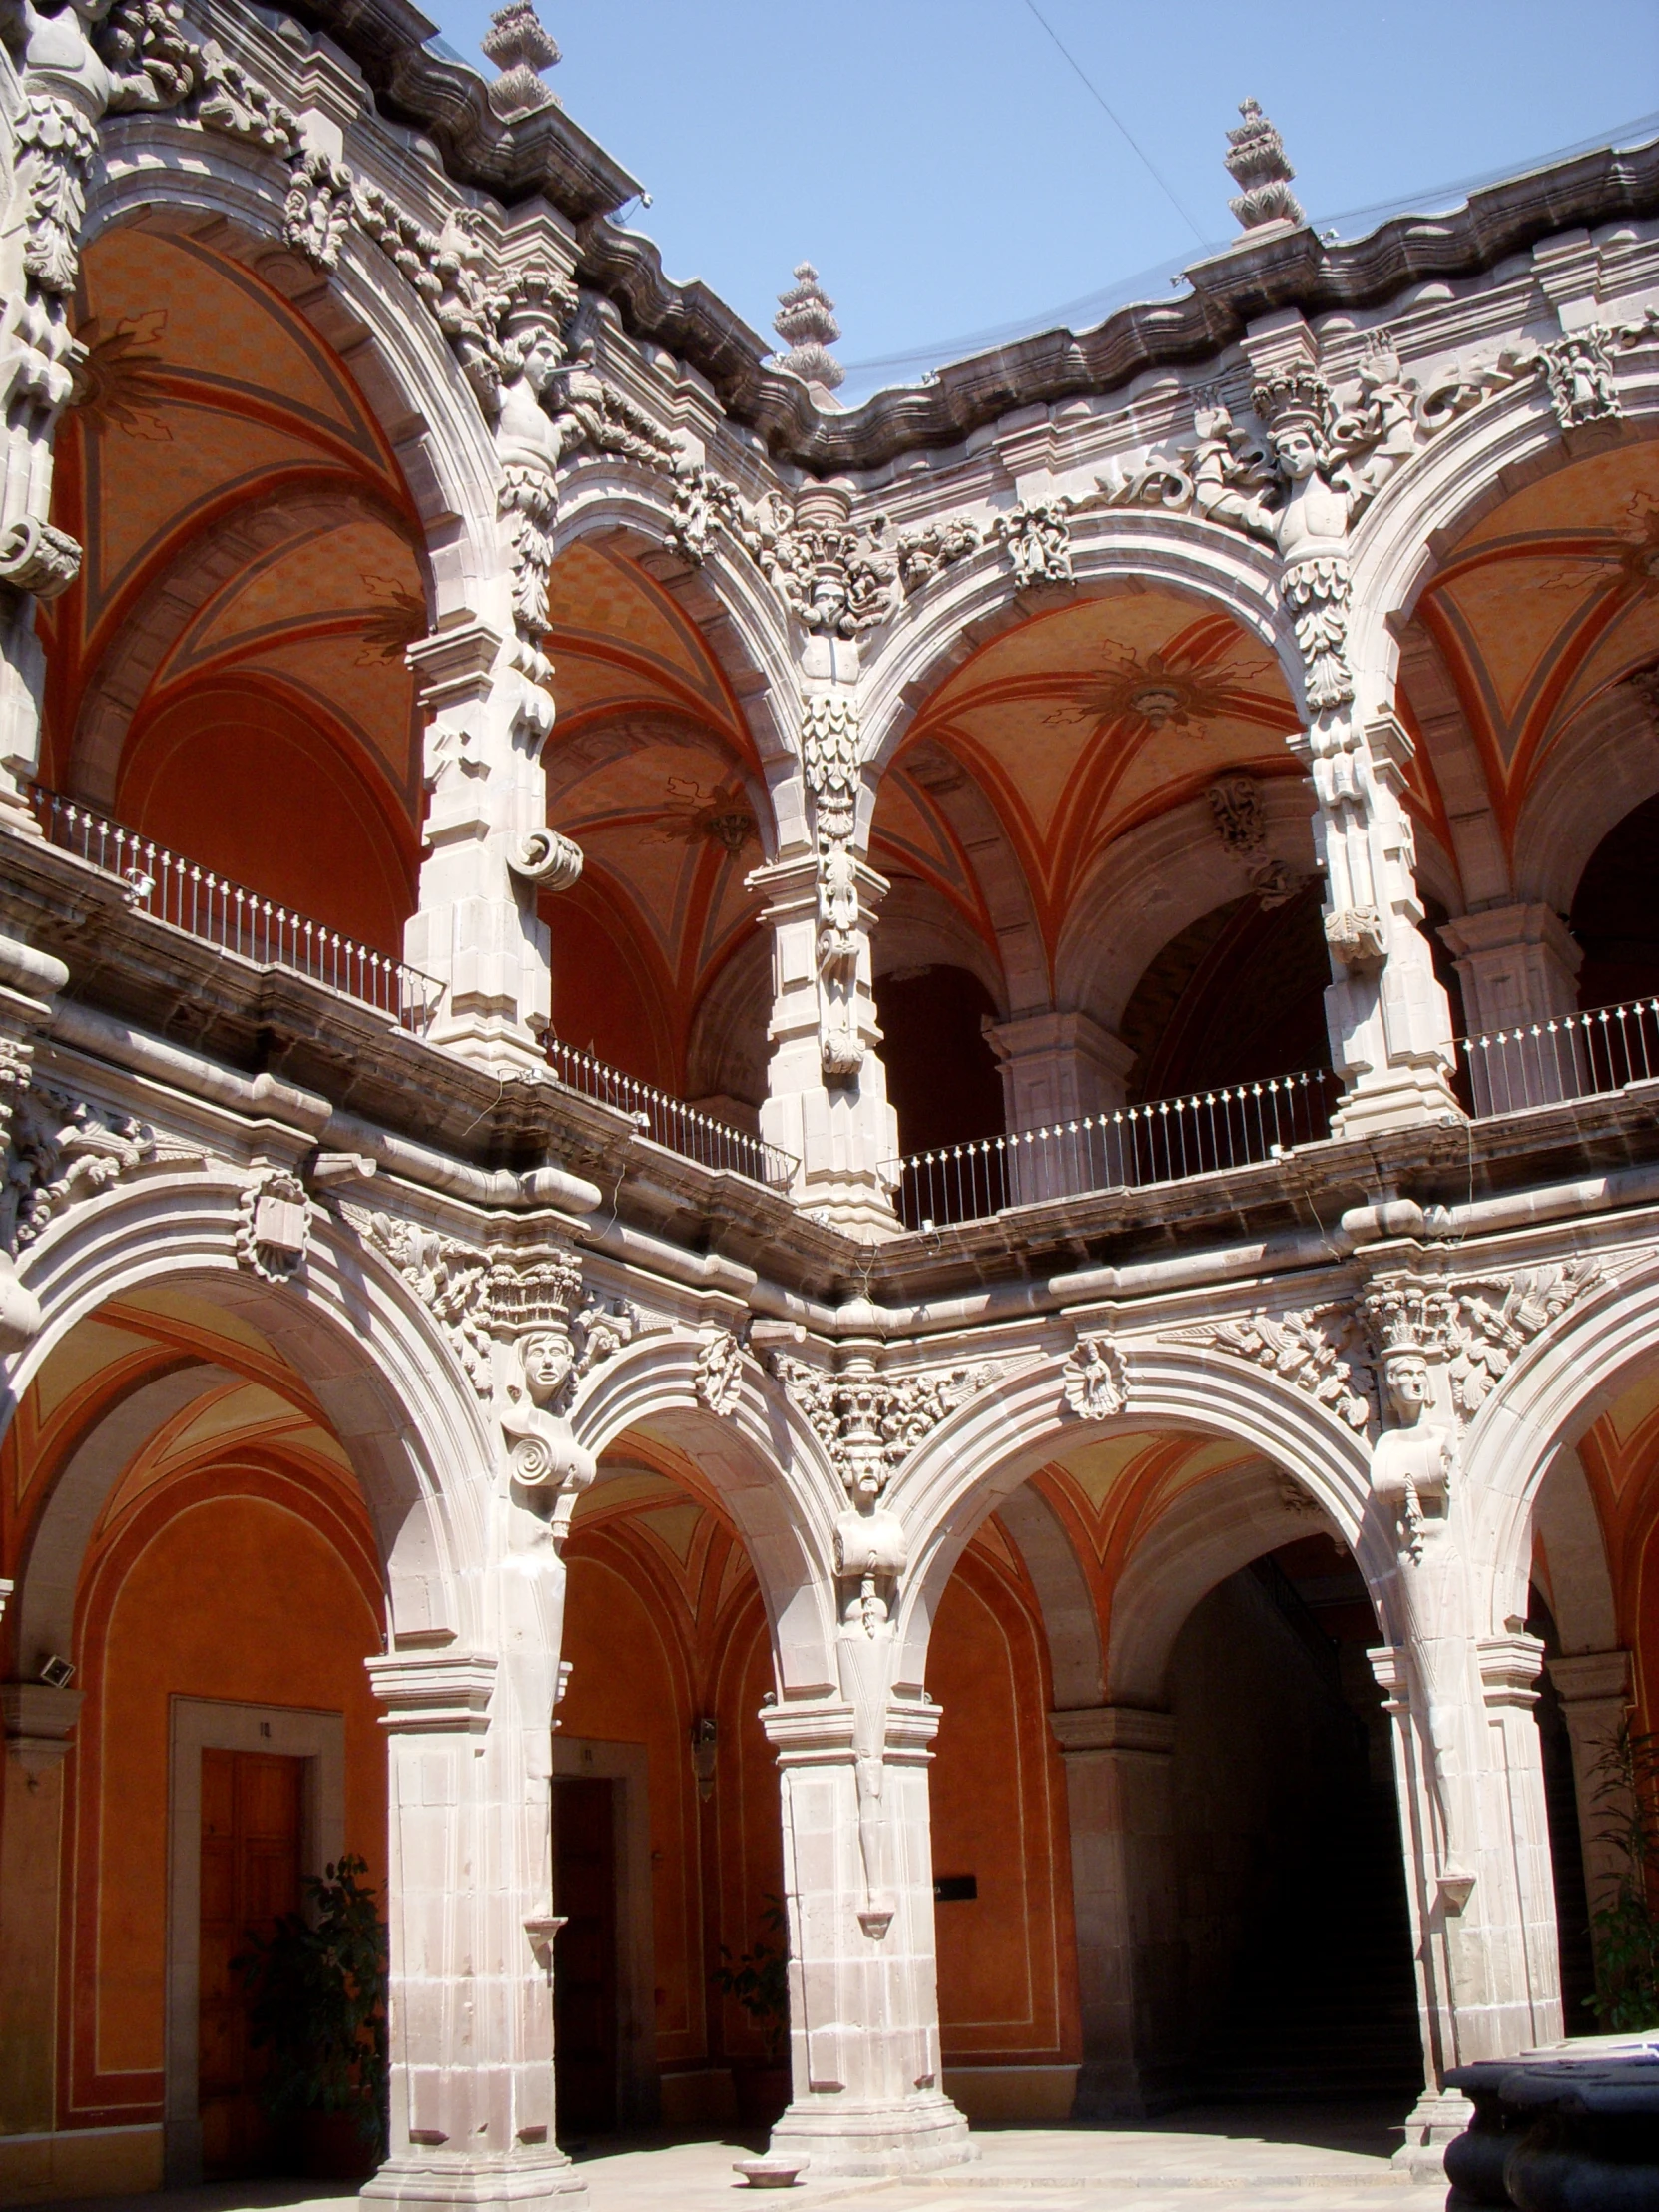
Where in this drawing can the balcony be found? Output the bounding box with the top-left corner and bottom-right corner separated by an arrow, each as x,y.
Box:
884,994 -> 1659,1232
27,788 -> 795,1195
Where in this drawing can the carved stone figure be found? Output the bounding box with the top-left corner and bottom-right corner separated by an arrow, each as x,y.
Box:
1370,1347 -> 1479,1887
1062,1333 -> 1127,1421
282,147 -> 353,272
694,1328 -> 744,1415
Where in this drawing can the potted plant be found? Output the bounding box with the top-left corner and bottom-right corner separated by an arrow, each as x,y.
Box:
235,1853 -> 389,2177
1585,1724 -> 1659,2031
713,1896 -> 792,2126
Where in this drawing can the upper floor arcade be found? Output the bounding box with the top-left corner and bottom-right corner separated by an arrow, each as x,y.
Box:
4,0 -> 1659,1256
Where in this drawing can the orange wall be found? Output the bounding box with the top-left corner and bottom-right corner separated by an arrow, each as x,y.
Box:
929,1550 -> 1080,2068
62,1474 -> 384,2126
558,1518 -> 781,2072
117,681 -> 416,956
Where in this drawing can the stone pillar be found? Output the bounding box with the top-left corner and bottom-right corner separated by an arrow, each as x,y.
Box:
762,1698 -> 969,2175
1547,1648 -> 1633,1923
985,1013 -> 1136,1204
1438,905 -> 1586,1112
1374,1627 -> 1563,2174
363,1646 -> 585,2212
404,622 -> 575,1073
1050,1705 -> 1179,2118
752,852 -> 899,1236
0,1685 -> 82,2133
1305,712 -> 1463,1137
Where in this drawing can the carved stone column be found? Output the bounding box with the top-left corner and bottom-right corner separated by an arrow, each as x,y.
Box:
752,822 -> 899,1235
1303,711 -> 1462,1136
0,1683 -> 83,2133
1438,905 -> 1586,1111
404,620 -> 575,1071
363,1646 -> 585,2212
1050,1705 -> 1180,2118
762,1696 -> 969,2176
1546,1648 -> 1633,1924
0,928 -> 67,1346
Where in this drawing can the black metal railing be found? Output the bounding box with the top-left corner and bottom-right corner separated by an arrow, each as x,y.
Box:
1460,995 -> 1659,1117
884,1068 -> 1341,1231
544,1037 -> 796,1191
29,787 -> 441,1032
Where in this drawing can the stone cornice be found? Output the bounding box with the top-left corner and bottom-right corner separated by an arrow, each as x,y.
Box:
578,131 -> 1659,474
294,0 -> 641,222
292,7 -> 1659,477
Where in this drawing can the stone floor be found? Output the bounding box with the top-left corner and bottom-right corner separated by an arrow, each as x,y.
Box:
39,2107 -> 1449,2212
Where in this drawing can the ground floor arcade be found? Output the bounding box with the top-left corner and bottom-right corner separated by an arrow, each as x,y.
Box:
1,1245 -> 1652,2207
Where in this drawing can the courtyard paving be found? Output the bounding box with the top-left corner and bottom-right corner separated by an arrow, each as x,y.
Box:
37,2107 -> 1449,2212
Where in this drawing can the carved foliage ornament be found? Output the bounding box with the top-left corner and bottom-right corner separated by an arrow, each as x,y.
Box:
2,1086 -> 158,1254
672,477 -> 897,637
1359,1261 -> 1607,1419
694,1328 -> 744,1415
771,1353 -> 996,1497
1178,1307 -> 1373,1432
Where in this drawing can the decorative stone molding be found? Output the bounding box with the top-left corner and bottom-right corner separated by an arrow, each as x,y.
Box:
3,1086 -> 159,1252
694,1327 -> 744,1415
1206,771 -> 1295,905
282,148 -> 353,271
1175,1307 -> 1373,1432
235,1166 -> 310,1285
1361,1260 -> 1607,1421
507,824 -> 585,890
895,514 -> 981,593
770,1350 -> 996,1495
2,1680 -> 84,1775
1538,327 -> 1623,429
1061,1332 -> 1128,1421
802,690 -> 867,1080
353,1210 -> 493,1389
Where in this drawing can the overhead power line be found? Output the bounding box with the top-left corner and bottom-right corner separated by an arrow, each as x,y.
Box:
1020,0 -> 1210,246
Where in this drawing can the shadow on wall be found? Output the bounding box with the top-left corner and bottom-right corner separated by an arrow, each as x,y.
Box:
1570,791 -> 1659,1010
874,965 -> 1005,1155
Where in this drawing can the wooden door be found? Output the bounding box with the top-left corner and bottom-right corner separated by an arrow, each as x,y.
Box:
553,1776 -> 618,2138
199,1748 -> 303,2178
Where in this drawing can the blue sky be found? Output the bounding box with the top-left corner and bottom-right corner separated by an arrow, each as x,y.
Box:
431,1 -> 1659,401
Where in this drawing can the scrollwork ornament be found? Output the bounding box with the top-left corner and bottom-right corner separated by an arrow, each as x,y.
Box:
3,1087 -> 158,1253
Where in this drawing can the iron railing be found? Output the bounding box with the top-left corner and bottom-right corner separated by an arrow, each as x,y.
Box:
885,1068 -> 1341,1231
29,787 -> 442,1031
1460,996 -> 1659,1117
544,1037 -> 796,1191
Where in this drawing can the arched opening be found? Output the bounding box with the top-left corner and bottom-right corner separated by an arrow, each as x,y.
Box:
555,1426 -> 783,2140
0,1284 -> 390,2186
540,540 -> 771,1108
1120,881 -> 1331,1102
43,224 -> 427,957
923,1431 -> 1420,2122
1569,792 -> 1659,1010
873,965 -> 1005,1156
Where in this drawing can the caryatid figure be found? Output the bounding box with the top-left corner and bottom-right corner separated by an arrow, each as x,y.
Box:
833,1431 -> 907,1936
1371,1346 -> 1480,1890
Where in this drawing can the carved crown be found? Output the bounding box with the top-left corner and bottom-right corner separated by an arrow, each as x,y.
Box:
1361,1277 -> 1458,1364
488,1248 -> 583,1332
1251,362 -> 1333,442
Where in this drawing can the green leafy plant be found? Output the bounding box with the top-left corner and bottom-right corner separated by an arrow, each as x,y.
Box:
1585,1724 -> 1659,2032
713,1895 -> 790,2063
234,1853 -> 389,2153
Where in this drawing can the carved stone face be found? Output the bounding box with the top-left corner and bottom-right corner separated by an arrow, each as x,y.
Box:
521,1329 -> 574,1403
1384,1352 -> 1430,1418
1272,425 -> 1320,480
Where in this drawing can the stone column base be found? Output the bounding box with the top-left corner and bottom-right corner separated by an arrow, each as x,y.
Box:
1391,2086 -> 1474,2181
1330,1061 -> 1464,1139
768,2089 -> 973,2176
361,2152 -> 587,2212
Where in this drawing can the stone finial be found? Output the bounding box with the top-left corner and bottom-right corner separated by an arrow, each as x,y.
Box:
483,3 -> 562,120
773,263 -> 844,393
1224,98 -> 1306,231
